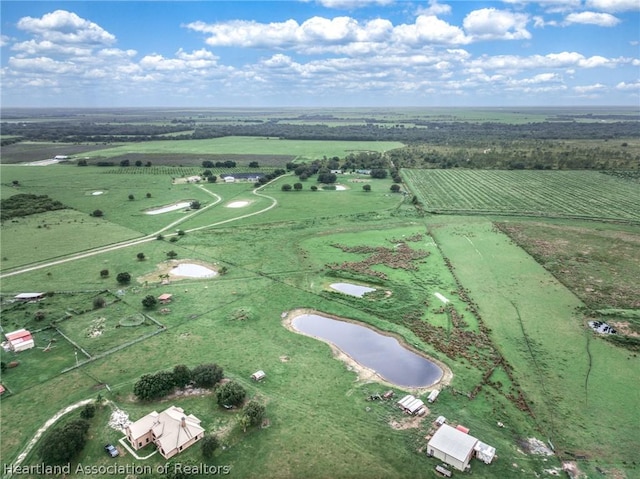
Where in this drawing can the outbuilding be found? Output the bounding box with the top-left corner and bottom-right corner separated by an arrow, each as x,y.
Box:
251,370 -> 266,381
14,293 -> 45,302
5,329 -> 35,352
397,394 -> 426,415
158,293 -> 173,304
427,390 -> 440,403
427,424 -> 479,472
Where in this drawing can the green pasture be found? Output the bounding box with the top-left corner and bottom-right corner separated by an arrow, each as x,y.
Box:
403,169 -> 640,222
84,137 -> 404,161
429,217 -> 640,470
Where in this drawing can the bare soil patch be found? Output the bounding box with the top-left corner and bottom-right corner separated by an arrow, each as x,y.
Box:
138,259 -> 219,283
389,413 -> 428,430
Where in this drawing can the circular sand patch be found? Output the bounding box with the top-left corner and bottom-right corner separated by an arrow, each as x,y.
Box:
226,201 -> 250,208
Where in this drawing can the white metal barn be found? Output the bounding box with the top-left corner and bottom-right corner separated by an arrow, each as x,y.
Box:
427,424 -> 479,471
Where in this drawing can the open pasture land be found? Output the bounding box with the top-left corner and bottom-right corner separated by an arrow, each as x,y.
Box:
403,169 -> 640,222
429,217 -> 640,474
84,136 -> 404,161
0,142 -> 118,164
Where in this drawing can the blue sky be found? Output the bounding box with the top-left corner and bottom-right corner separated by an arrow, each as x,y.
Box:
1,0 -> 638,107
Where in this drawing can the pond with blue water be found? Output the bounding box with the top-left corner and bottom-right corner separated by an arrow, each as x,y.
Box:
290,312 -> 444,388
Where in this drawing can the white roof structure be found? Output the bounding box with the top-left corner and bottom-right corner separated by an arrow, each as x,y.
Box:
14,293 -> 45,300
428,424 -> 478,465
251,370 -> 266,381
397,394 -> 425,414
474,441 -> 497,464
427,390 -> 440,403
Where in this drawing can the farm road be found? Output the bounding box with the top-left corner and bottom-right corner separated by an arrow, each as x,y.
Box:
0,179 -> 282,280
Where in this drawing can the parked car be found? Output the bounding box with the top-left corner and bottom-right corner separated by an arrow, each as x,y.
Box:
104,444 -> 119,458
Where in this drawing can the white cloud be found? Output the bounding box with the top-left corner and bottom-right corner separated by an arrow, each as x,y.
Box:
615,81 -> 640,90
1,35 -> 11,47
564,11 -> 621,26
416,0 -> 452,16
140,49 -> 219,71
16,10 -> 116,45
585,0 -> 640,12
315,0 -> 394,8
12,40 -> 93,57
574,83 -> 607,93
469,51 -> 624,73
463,8 -> 531,40
391,15 -> 470,45
8,56 -> 77,74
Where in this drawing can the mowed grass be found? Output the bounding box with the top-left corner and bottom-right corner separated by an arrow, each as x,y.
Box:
85,136 -> 404,161
429,217 -> 640,472
403,169 -> 640,222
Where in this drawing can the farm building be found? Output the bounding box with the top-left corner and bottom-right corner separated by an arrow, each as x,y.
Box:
223,176 -> 235,183
251,370 -> 266,381
125,406 -> 204,460
427,390 -> 440,403
14,293 -> 45,302
474,441 -> 496,464
397,394 -> 426,415
427,424 -> 479,471
158,293 -> 173,304
4,329 -> 35,352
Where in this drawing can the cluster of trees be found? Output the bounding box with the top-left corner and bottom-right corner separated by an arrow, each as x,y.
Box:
254,169 -> 286,186
202,160 -> 236,168
1,194 -> 67,221
119,159 -> 153,167
133,363 -> 224,401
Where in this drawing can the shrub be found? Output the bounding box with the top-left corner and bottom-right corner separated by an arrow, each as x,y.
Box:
216,381 -> 246,408
40,419 -> 90,465
243,400 -> 265,427
172,365 -> 192,388
142,295 -> 157,309
201,434 -> 219,459
100,269 -> 109,278
80,403 -> 96,420
116,272 -> 131,284
91,209 -> 103,217
93,297 -> 106,309
192,363 -> 224,388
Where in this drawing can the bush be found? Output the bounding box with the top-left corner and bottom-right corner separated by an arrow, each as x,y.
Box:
100,269 -> 109,278
40,419 -> 90,465
216,381 -> 246,408
243,400 -> 265,427
80,403 -> 96,419
91,209 -> 103,217
93,297 -> 106,309
116,272 -> 131,284
192,363 -> 224,388
133,371 -> 175,401
142,295 -> 157,309
281,184 -> 292,191
201,434 -> 219,459
172,365 -> 192,388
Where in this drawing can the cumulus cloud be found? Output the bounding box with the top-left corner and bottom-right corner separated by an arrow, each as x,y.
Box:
416,0 -> 452,16
574,83 -> 607,93
16,10 -> 116,45
615,81 -> 640,90
564,11 -> 621,26
469,51 -> 623,73
394,15 -> 470,45
315,0 -> 394,8
585,0 -> 640,12
463,8 -> 531,40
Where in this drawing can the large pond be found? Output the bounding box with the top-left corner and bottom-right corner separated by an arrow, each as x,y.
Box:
291,313 -> 442,388
330,282 -> 376,297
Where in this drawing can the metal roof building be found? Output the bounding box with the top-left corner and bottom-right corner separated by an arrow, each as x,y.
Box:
427,424 -> 479,471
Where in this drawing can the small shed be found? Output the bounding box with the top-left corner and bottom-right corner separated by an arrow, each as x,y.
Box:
5,329 -> 35,352
474,441 -> 496,464
427,390 -> 440,403
158,293 -> 173,304
382,390 -> 395,399
224,176 -> 235,183
14,293 -> 45,302
251,370 -> 266,381
456,424 -> 470,434
427,424 -> 479,472
397,394 -> 426,415
435,415 -> 447,426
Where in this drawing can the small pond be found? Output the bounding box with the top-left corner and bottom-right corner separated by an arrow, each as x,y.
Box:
146,201 -> 191,215
330,282 -> 376,298
170,263 -> 217,278
291,313 -> 442,388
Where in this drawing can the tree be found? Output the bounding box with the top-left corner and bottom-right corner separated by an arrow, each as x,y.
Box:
242,400 -> 265,428
190,200 -> 201,210
133,371 -> 175,400
120,159 -> 130,167
172,365 -> 192,388
34,309 -> 47,321
293,183 -> 303,191
281,184 -> 292,191
238,413 -> 251,433
93,296 -> 106,309
12,180 -> 20,186
137,252 -> 146,261
116,272 -> 131,284
317,170 -> 337,184
177,230 -> 185,236
370,168 -> 388,179
135,160 -> 143,167
146,192 -> 152,198
390,184 -> 401,193
80,403 -> 96,420
142,295 -> 157,309
207,176 -> 217,183
40,419 -> 90,465
77,159 -> 88,166
201,434 -> 219,459
216,381 -> 246,408
128,194 -> 135,201
192,363 -> 224,388
249,161 -> 260,168
100,269 -> 109,278
202,160 -> 214,168
166,250 -> 178,259
91,209 -> 104,217
310,185 -> 318,191
363,184 -> 371,192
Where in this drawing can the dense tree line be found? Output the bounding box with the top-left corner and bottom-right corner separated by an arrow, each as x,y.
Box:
133,363 -> 224,401
1,193 -> 67,221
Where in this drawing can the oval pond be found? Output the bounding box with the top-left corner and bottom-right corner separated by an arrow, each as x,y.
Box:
291,313 -> 442,388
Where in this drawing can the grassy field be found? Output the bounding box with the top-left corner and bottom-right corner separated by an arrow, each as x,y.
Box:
83,137 -> 404,161
403,169 -> 640,222
1,160 -> 639,479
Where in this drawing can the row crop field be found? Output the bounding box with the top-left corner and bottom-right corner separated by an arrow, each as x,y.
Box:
403,169 -> 640,222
